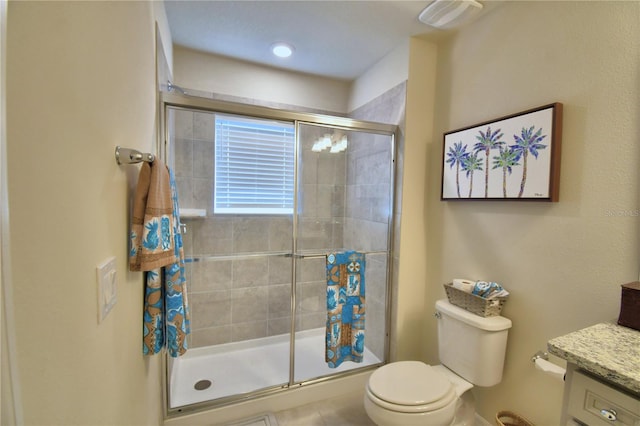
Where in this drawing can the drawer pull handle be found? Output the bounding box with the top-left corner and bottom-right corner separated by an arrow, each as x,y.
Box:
600,408 -> 617,421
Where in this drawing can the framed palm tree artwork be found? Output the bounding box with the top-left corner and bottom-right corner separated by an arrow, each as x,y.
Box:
441,103 -> 563,201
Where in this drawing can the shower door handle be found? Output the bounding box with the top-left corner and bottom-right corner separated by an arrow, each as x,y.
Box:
285,253 -> 327,260
283,253 -> 304,259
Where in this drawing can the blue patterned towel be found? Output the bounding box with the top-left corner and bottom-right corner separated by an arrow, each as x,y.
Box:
130,160 -> 190,357
325,251 -> 365,368
129,159 -> 177,271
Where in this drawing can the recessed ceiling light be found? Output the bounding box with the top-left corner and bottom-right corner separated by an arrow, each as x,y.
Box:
271,42 -> 294,58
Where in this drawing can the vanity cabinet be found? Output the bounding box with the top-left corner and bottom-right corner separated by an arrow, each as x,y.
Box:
548,322 -> 640,426
562,364 -> 640,426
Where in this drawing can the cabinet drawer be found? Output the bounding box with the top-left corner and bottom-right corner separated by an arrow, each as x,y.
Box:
567,370 -> 640,426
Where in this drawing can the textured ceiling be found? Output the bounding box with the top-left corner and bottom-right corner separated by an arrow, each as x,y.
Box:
164,1 -> 442,80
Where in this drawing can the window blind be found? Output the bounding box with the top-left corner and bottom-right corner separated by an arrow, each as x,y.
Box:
214,113 -> 295,214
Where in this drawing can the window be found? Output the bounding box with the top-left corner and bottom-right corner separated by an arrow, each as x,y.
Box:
214,113 -> 295,214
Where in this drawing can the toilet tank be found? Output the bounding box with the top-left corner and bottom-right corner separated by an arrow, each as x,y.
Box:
435,299 -> 512,387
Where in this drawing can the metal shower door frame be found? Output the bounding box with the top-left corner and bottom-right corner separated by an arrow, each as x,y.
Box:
159,91 -> 397,417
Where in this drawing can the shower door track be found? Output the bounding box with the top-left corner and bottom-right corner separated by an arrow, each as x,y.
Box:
160,91 -> 397,418
166,361 -> 377,417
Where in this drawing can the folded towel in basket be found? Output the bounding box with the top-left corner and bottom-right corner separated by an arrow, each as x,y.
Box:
472,281 -> 509,299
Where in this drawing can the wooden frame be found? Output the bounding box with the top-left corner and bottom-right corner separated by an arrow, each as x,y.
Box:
441,103 -> 562,201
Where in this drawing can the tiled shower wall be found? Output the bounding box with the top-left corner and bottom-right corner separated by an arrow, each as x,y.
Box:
351,83 -> 407,361
343,131 -> 393,362
173,110 -> 352,348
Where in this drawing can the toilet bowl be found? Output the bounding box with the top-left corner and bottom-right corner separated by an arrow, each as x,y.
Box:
364,361 -> 473,426
364,299 -> 512,426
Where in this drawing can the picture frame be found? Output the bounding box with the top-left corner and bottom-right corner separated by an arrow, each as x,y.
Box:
441,103 -> 563,201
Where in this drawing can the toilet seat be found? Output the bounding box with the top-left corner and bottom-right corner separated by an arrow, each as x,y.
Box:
367,361 -> 457,413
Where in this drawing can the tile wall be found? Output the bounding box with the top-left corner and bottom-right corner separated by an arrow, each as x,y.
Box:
343,130 -> 394,361
350,82 -> 407,361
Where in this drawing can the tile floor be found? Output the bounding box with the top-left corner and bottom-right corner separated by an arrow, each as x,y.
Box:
272,392 -> 490,426
274,390 -> 374,426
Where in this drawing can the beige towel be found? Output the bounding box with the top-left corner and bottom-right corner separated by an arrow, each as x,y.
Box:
129,159 -> 178,271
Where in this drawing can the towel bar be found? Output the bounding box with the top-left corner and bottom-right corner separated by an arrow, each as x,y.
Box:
115,146 -> 155,165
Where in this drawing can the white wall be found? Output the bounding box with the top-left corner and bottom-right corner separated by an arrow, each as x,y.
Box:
174,39 -> 412,116
174,46 -> 351,114
393,37 -> 438,361
422,1 -> 640,423
7,2 -> 164,424
348,39 -> 410,112
153,0 -> 174,77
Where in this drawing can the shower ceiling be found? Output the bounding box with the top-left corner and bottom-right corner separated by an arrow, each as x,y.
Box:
163,1 -> 499,81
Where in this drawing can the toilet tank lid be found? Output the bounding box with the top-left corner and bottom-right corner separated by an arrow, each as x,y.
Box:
436,299 -> 512,331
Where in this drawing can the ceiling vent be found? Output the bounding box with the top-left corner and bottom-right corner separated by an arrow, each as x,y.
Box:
419,0 -> 483,29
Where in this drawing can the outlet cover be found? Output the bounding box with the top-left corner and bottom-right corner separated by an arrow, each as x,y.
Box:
96,256 -> 117,323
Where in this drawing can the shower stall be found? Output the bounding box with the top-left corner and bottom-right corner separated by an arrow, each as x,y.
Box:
160,92 -> 396,413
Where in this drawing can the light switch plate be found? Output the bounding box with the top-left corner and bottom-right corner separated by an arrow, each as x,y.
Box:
96,256 -> 117,323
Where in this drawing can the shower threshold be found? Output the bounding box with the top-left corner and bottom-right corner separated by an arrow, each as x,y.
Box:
168,327 -> 381,408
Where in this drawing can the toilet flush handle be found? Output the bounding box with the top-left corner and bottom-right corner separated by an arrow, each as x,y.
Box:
434,311 -> 442,319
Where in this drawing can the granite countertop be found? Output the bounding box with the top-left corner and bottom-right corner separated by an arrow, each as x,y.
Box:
548,322 -> 640,395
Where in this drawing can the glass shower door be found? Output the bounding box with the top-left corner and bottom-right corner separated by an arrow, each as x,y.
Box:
293,122 -> 394,383
166,105 -> 293,407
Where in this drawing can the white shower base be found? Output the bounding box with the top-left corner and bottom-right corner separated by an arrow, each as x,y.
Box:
169,327 -> 381,408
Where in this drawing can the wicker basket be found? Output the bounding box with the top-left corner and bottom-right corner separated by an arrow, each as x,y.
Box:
443,283 -> 507,317
495,410 -> 534,426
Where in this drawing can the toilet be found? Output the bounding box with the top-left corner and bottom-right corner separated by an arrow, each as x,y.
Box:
364,299 -> 512,426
